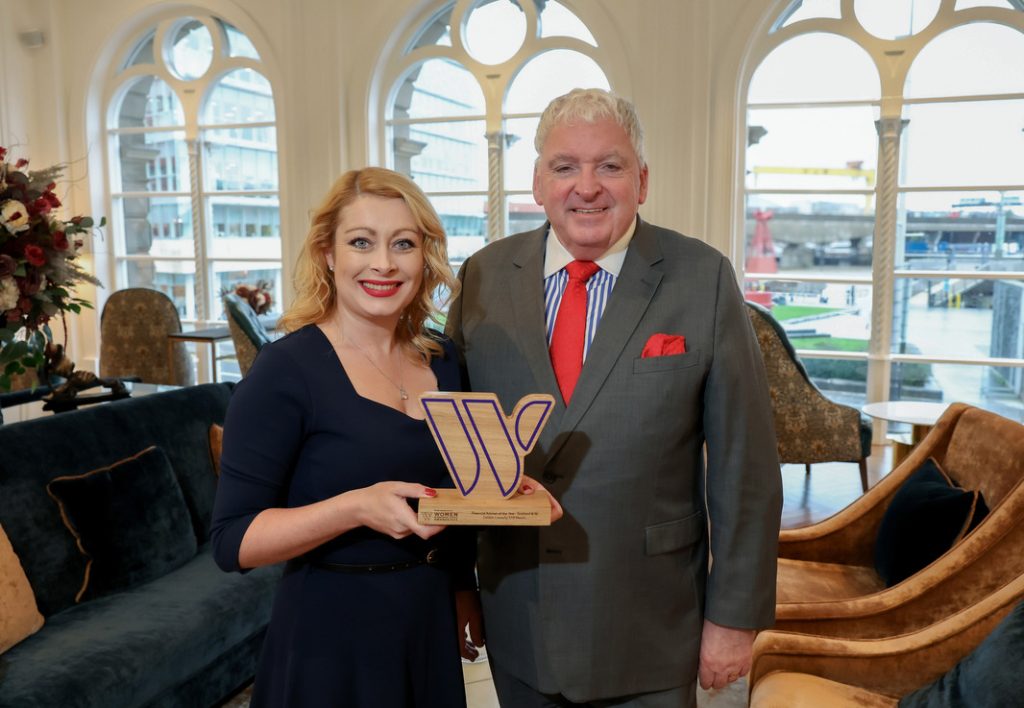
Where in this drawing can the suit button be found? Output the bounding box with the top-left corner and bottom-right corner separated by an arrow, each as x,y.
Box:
542,472 -> 558,483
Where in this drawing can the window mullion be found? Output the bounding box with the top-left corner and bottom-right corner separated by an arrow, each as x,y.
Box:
187,137 -> 210,321
866,117 -> 910,420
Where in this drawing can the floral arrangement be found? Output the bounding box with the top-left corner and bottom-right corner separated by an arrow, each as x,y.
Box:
226,280 -> 273,316
0,146 -> 104,390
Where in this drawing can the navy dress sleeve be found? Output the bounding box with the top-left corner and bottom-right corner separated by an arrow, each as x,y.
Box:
210,338 -> 311,572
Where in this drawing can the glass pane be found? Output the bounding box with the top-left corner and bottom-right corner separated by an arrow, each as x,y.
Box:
854,0 -> 941,40
430,195 -> 487,269
745,194 -> 876,273
222,21 -> 260,59
117,76 -> 184,128
540,1 -> 597,45
203,128 -> 279,191
113,131 -> 189,193
892,278 -> 1024,365
392,59 -> 484,119
124,260 -> 196,320
410,6 -> 453,49
775,0 -> 842,30
746,106 -> 879,190
214,265 -> 282,317
123,31 -> 155,68
391,120 -> 488,192
465,0 -> 526,65
895,362 -> 1024,422
749,34 -> 880,103
169,19 -> 213,80
505,49 -> 610,114
780,351 -> 870,410
744,279 -> 873,349
208,195 -> 282,258
117,196 -> 194,257
202,69 -> 275,124
906,24 -> 1024,98
504,116 -> 540,191
507,194 -> 548,235
896,191 -> 1024,269
902,99 -> 1024,188
955,0 -> 1016,9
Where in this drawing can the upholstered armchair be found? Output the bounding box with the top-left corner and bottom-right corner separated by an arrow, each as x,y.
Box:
774,403 -> 1024,639
99,288 -> 195,386
745,302 -> 871,491
223,293 -> 272,377
749,572 -> 1024,706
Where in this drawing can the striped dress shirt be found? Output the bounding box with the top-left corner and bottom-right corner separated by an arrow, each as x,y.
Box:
542,221 -> 635,361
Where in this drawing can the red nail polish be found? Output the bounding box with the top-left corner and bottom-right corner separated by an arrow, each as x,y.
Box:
424,488 -> 437,497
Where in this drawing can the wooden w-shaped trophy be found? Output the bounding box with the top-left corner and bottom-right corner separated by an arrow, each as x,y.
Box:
418,392 -> 555,525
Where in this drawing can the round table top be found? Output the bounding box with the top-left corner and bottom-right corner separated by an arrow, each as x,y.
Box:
861,400 -> 950,426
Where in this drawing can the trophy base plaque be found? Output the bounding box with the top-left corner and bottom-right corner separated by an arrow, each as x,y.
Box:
418,488 -> 552,526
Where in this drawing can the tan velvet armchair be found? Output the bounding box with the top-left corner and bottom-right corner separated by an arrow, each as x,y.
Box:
749,572 -> 1024,706
745,302 -> 871,491
774,403 -> 1024,639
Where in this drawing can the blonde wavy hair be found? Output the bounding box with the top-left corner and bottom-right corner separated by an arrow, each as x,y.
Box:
277,167 -> 457,361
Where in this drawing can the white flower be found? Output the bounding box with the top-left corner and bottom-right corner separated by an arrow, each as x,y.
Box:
0,276 -> 19,312
0,199 -> 30,233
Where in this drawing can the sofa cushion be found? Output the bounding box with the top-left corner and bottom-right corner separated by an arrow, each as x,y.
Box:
899,599 -> 1024,707
752,671 -> 898,708
776,557 -> 885,604
0,384 -> 231,616
0,549 -> 282,708
0,522 -> 44,654
46,446 -> 197,601
875,458 -> 989,587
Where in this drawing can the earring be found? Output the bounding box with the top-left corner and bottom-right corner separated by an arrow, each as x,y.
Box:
328,265 -> 334,272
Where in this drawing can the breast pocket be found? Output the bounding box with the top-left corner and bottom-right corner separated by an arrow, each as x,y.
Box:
645,510 -> 707,556
633,349 -> 702,374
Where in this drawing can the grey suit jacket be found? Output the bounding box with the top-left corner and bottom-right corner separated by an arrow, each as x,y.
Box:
446,219 -> 782,702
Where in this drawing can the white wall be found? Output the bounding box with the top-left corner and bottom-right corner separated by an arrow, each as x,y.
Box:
0,0 -> 783,369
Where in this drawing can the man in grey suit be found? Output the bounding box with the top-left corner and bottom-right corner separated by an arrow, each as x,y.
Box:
447,88 -> 782,707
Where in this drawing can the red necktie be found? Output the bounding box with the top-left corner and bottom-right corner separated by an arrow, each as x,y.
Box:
549,260 -> 600,405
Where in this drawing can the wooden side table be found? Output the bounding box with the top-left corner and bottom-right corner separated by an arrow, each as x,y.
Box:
167,326 -> 232,383
861,401 -> 950,466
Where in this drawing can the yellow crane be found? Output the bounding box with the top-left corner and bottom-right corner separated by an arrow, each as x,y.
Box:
751,163 -> 876,212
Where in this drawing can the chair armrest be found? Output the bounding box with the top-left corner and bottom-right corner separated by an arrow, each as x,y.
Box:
754,573 -> 1024,696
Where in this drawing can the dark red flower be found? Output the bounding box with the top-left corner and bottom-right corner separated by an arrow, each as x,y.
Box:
43,191 -> 61,208
14,158 -> 28,169
53,232 -> 69,251
6,308 -> 22,323
24,244 -> 46,267
0,147 -> 7,161
17,297 -> 32,312
30,196 -> 52,215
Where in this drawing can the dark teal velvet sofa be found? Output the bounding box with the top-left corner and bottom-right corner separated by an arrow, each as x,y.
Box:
0,384 -> 281,707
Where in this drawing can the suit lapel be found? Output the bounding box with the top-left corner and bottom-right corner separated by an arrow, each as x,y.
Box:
547,220 -> 665,461
509,227 -> 565,442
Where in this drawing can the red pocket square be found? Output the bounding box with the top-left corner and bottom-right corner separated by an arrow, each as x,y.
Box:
641,333 -> 686,358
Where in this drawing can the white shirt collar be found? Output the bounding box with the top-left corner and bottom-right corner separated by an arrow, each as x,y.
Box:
543,217 -> 637,278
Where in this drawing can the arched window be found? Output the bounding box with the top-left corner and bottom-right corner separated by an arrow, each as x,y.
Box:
743,0 -> 1024,420
378,1 -> 610,272
105,15 -> 280,323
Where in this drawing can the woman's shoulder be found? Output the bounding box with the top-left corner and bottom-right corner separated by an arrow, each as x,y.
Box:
251,323 -> 329,370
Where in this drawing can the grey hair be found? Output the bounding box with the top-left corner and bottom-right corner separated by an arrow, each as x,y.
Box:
534,88 -> 646,165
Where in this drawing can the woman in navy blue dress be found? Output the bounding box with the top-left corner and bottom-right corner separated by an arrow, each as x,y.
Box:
211,168 -> 476,707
